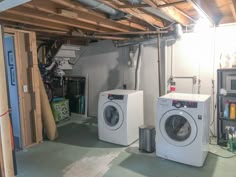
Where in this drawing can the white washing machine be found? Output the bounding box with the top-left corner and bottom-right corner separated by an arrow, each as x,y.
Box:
156,93 -> 211,167
98,89 -> 143,146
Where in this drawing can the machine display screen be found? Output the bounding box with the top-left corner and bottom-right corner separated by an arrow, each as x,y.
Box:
172,100 -> 198,108
108,94 -> 124,100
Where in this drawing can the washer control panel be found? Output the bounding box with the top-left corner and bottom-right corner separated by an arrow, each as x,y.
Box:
172,100 -> 198,108
108,94 -> 124,100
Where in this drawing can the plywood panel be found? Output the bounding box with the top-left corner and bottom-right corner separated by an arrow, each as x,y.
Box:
0,25 -> 14,177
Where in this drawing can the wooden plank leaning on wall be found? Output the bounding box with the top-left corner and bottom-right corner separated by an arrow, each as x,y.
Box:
0,25 -> 14,177
4,27 -> 42,148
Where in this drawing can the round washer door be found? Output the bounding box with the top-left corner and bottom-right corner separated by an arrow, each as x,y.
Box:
159,109 -> 197,147
102,101 -> 124,131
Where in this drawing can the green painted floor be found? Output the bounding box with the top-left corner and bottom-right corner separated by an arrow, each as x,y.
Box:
16,119 -> 236,177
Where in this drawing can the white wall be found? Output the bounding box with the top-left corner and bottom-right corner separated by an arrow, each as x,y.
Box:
123,44 -> 160,125
165,23 -> 236,135
66,40 -> 129,117
66,40 -> 160,126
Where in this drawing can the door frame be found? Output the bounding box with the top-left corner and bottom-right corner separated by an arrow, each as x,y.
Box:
4,27 -> 42,148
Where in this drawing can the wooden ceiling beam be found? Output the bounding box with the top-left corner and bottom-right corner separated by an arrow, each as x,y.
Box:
143,0 -> 192,25
50,0 -> 107,18
157,1 -> 188,8
7,6 -> 108,32
231,0 -> 236,13
230,0 -> 236,21
52,0 -> 150,30
186,0 -> 222,25
41,0 -> 143,31
118,20 -> 149,31
99,0 -> 164,27
0,12 -> 70,32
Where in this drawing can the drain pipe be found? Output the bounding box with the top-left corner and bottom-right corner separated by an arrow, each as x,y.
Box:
134,44 -> 143,90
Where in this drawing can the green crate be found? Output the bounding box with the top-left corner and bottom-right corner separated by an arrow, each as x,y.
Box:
51,99 -> 69,123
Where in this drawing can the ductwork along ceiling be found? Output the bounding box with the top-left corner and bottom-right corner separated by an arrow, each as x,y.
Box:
0,0 -> 234,42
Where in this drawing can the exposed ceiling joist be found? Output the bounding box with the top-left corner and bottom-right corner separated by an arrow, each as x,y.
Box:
49,0 -> 149,31
232,0 -> 236,12
186,0 -> 214,25
49,0 -> 146,31
99,0 -> 165,27
0,12 -> 70,32
7,7 -> 108,32
23,0 -> 138,32
230,0 -> 236,21
118,20 -> 149,31
186,0 -> 223,25
143,0 -> 193,25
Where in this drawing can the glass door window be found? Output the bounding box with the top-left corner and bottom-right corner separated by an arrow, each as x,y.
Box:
102,102 -> 124,130
165,115 -> 191,141
159,110 -> 197,147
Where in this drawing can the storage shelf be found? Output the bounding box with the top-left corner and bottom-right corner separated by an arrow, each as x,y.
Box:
218,117 -> 236,122
217,69 -> 236,146
217,94 -> 236,97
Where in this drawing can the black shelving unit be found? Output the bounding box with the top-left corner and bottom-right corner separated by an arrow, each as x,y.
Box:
217,68 -> 236,146
66,76 -> 86,115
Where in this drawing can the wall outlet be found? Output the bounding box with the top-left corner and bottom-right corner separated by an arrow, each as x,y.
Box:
23,85 -> 28,93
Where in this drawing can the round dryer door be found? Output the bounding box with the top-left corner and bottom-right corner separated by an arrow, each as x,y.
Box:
159,109 -> 197,147
102,101 -> 124,131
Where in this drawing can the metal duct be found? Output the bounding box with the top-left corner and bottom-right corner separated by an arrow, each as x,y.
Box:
134,44 -> 143,90
75,0 -> 126,19
126,0 -> 175,23
127,0 -> 142,4
0,0 -> 31,12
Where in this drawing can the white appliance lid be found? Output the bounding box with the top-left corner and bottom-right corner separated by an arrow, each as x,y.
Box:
101,89 -> 142,95
160,93 -> 210,102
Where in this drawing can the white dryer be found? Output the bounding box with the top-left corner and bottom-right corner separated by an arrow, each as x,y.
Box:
98,89 -> 143,146
156,93 -> 211,167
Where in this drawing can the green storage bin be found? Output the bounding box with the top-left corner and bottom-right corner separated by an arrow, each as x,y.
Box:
51,99 -> 69,123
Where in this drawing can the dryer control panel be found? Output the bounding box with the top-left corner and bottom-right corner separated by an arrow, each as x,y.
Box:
172,100 -> 198,108
108,94 -> 124,100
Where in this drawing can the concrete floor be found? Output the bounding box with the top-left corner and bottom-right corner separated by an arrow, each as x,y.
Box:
16,117 -> 236,177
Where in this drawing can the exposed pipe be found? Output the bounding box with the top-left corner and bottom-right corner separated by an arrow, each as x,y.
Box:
134,44 -> 143,90
75,0 -> 118,15
157,34 -> 162,96
95,30 -> 168,36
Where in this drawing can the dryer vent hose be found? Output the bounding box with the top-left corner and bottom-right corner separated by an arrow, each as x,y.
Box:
135,44 -> 143,90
